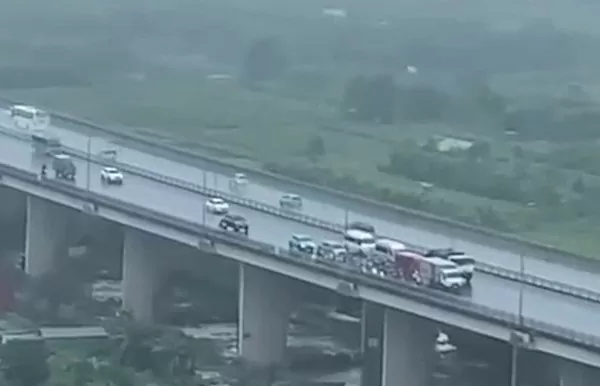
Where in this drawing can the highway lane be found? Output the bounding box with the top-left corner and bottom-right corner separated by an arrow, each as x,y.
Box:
0,132 -> 599,335
5,110 -> 600,292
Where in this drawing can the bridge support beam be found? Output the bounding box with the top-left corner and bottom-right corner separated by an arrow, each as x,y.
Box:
559,360 -> 596,386
122,228 -> 161,322
238,264 -> 294,367
361,302 -> 436,386
0,186 -> 25,225
25,196 -> 69,277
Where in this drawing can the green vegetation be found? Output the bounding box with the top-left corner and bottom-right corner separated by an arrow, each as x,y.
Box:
6,0 -> 600,257
0,315 -> 225,386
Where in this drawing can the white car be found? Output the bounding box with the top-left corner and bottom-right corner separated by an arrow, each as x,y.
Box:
288,234 -> 317,255
316,240 -> 347,261
98,148 -> 117,161
280,193 -> 303,209
100,167 -> 123,185
233,173 -> 248,185
205,197 -> 229,214
229,172 -> 249,190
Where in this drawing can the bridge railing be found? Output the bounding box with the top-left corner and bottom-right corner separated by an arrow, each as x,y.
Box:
0,97 -> 595,270
0,160 -> 599,353
0,123 -> 599,303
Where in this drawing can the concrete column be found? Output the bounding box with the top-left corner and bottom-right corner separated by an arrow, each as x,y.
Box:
0,186 -> 25,223
24,196 -> 69,277
238,264 -> 294,367
559,360 -> 596,386
361,302 -> 436,386
122,228 -> 161,322
361,302 -> 385,386
383,309 -> 436,386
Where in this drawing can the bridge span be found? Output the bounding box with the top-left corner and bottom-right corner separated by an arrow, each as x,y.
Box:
0,111 -> 596,385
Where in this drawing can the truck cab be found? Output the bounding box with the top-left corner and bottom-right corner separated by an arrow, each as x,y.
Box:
426,257 -> 467,291
426,248 -> 475,283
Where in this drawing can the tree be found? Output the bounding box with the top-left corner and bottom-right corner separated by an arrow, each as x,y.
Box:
93,361 -> 136,386
341,74 -> 396,123
152,329 -> 197,384
367,74 -> 396,124
103,313 -> 160,372
0,338 -> 50,386
341,75 -> 367,119
102,314 -> 197,382
65,359 -> 95,386
511,145 -> 525,159
305,135 -> 325,161
471,82 -> 507,118
572,176 -> 586,194
466,141 -> 491,161
243,37 -> 288,82
19,264 -> 87,323
397,85 -> 451,122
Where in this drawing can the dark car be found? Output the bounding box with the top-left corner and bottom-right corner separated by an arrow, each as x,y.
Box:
347,221 -> 375,234
218,214 -> 249,235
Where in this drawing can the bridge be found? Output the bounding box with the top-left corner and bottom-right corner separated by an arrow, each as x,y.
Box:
0,108 -> 597,386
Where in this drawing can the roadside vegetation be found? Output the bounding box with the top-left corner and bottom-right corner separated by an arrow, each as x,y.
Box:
5,0 -> 600,256
0,315 -> 228,386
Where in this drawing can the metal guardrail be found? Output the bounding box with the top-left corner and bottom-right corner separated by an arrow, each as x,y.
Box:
0,162 -> 599,352
11,99 -> 597,267
0,123 -> 599,303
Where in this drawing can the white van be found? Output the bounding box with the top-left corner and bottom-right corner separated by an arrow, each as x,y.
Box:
343,229 -> 375,255
10,105 -> 50,131
374,238 -> 406,258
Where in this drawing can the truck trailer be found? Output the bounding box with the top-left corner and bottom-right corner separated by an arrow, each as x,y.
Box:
389,251 -> 467,291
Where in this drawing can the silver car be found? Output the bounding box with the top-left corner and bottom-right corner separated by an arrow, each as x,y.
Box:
279,193 -> 302,209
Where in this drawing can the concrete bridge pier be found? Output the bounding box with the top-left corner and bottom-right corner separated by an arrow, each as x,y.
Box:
238,264 -> 295,367
122,228 -> 162,322
361,302 -> 436,386
24,196 -> 69,277
559,360 -> 596,386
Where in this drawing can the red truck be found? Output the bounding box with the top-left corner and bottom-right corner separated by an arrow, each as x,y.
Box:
388,251 -> 467,291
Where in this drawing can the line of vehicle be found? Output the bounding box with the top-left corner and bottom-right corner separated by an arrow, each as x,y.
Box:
2,126 -> 598,302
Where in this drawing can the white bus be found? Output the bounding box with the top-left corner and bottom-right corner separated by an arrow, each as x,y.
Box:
9,105 -> 50,131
